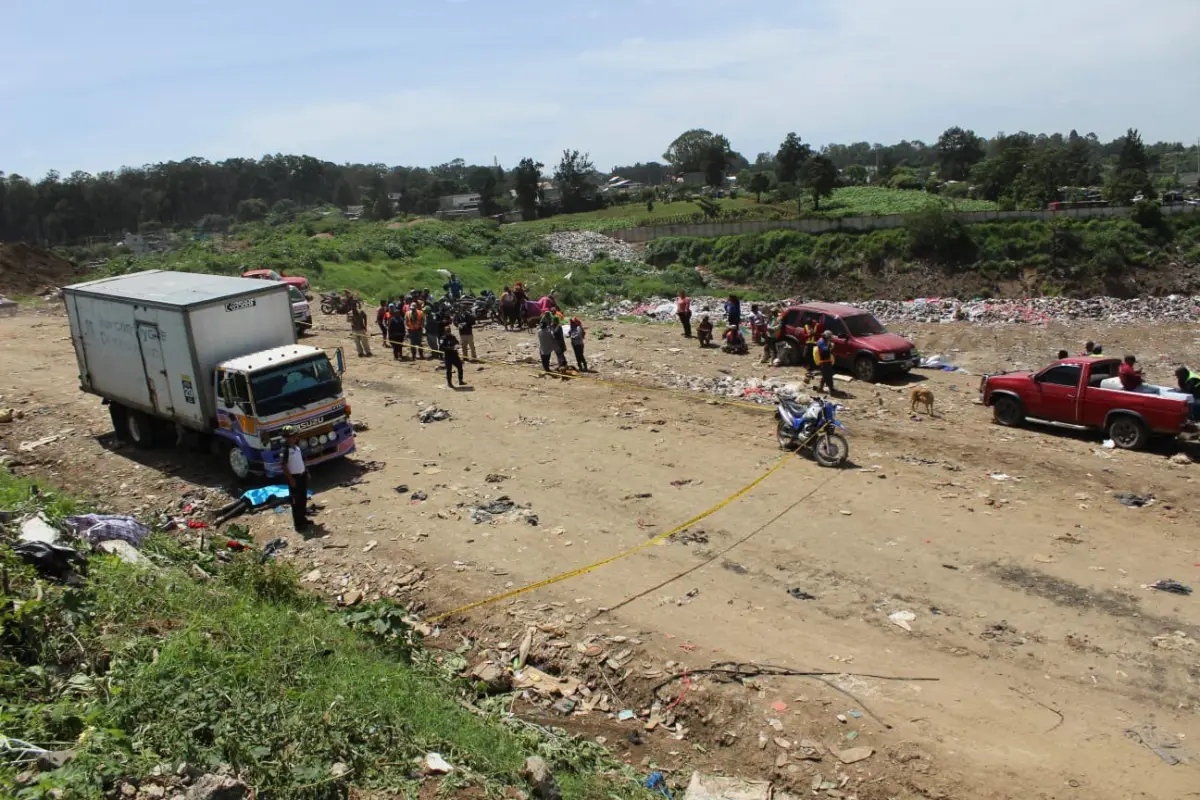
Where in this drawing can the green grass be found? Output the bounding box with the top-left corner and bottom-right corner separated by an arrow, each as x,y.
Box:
0,468 -> 643,800
810,186 -> 997,217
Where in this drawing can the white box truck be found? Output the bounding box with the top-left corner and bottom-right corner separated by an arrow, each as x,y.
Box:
64,270 -> 355,480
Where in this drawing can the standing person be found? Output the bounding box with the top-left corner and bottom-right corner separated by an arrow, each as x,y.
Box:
761,308 -> 780,365
457,308 -> 477,361
749,304 -> 766,345
676,291 -> 692,337
387,306 -> 407,361
281,426 -> 309,533
549,313 -> 569,368
697,315 -> 714,347
724,294 -> 741,328
1176,365 -> 1200,399
440,329 -> 466,388
815,331 -> 836,394
568,317 -> 588,371
425,303 -> 443,361
537,316 -> 557,372
376,299 -> 388,342
444,272 -> 464,301
1119,354 -> 1143,390
350,302 -> 372,357
406,300 -> 425,360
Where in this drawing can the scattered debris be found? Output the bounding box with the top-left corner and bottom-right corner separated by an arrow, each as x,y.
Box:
1149,579 -> 1192,596
1125,724 -> 1188,766
97,539 -> 144,564
521,755 -> 562,800
1150,631 -> 1197,650
485,473 -> 508,483
185,774 -> 250,800
418,406 -> 451,423
683,772 -> 771,800
545,230 -> 639,264
422,752 -> 454,774
411,491 -> 428,502
1114,492 -> 1154,508
888,610 -> 916,631
787,588 -> 816,600
18,434 -> 61,452
18,515 -> 60,544
835,746 -> 875,765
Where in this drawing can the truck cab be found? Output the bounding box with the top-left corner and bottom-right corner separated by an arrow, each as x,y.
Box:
214,345 -> 354,479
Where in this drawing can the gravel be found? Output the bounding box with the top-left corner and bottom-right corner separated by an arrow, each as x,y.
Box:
592,294 -> 1200,326
545,231 -> 639,264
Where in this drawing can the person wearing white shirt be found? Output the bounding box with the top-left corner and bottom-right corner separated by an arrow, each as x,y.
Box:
281,425 -> 309,532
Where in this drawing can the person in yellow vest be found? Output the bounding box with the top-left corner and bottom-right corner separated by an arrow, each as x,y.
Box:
815,330 -> 836,394
406,301 -> 425,360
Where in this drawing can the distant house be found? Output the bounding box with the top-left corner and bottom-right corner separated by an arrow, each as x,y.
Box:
678,171 -> 707,187
343,205 -> 364,219
435,193 -> 482,220
538,182 -> 562,206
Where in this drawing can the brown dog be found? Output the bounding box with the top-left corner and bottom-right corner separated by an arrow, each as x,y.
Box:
910,387 -> 935,415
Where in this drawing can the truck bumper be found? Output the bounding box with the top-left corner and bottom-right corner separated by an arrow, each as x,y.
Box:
260,425 -> 356,478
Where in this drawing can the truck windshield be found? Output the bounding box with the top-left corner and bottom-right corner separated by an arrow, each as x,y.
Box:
249,355 -> 341,417
843,314 -> 885,336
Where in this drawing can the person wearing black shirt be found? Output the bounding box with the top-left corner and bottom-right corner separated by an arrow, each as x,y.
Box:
441,330 -> 466,387
457,310 -> 477,360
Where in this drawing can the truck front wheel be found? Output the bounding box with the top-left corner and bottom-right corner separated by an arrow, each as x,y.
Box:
992,396 -> 1024,427
226,442 -> 252,481
1108,415 -> 1149,450
854,356 -> 877,383
125,410 -> 157,449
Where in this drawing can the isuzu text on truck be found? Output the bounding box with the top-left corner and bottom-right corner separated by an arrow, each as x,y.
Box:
64,270 -> 355,479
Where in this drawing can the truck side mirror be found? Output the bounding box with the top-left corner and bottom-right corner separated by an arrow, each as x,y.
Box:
220,378 -> 234,405
333,347 -> 345,375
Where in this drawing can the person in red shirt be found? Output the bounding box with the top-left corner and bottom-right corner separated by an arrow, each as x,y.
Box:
1118,354 -> 1143,391
676,291 -> 692,338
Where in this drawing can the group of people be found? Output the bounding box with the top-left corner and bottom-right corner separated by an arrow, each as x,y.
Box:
1054,341 -> 1200,403
674,292 -> 839,393
356,293 -> 475,389
537,310 -> 589,373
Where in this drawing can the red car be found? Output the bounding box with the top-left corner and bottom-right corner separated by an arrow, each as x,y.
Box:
242,269 -> 311,298
776,302 -> 919,382
980,356 -> 1193,450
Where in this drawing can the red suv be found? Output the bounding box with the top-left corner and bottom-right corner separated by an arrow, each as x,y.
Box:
776,302 -> 918,382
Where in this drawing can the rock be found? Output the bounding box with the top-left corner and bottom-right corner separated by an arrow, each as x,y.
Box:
423,753 -> 453,774
142,785 -> 167,799
0,408 -> 13,423
683,772 -> 771,800
1169,453 -> 1192,465
36,750 -> 76,771
19,515 -> 60,545
185,775 -> 249,800
302,569 -> 322,583
341,589 -> 363,606
469,660 -> 512,693
835,746 -> 874,764
521,756 -> 562,800
98,539 -> 143,564
329,762 -> 351,778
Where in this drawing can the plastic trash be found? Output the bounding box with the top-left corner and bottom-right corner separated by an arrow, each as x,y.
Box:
64,514 -> 149,547
13,541 -> 87,582
888,610 -> 916,631
19,516 -> 60,545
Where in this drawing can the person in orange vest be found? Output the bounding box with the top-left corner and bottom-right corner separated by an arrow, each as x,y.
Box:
406,300 -> 426,360
815,330 -> 836,394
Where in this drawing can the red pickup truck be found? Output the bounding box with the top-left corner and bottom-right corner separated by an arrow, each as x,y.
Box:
980,357 -> 1193,450
775,302 -> 919,382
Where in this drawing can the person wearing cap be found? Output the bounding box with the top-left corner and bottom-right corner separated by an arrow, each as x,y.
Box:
282,426 -> 310,532
815,330 -> 836,394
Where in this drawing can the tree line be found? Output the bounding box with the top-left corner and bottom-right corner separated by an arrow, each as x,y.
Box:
1,127 -> 1195,245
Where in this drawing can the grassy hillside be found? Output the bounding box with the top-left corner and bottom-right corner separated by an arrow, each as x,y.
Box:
513,187 -> 998,234
0,468 -> 641,799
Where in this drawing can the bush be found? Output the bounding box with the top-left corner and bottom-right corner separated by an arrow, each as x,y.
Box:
197,213 -> 229,233
236,198 -> 268,222
905,205 -> 977,264
1130,199 -> 1165,231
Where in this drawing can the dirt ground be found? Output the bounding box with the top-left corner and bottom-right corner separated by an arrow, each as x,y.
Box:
2,307 -> 1199,800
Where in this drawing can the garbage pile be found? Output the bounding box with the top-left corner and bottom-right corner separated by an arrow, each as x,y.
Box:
657,371 -> 809,405
545,231 -> 639,264
593,294 -> 1200,325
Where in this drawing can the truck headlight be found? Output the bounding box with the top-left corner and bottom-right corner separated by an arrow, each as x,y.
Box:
308,436 -> 319,448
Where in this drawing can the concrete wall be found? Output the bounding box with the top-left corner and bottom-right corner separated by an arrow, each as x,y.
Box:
608,202 -> 1200,243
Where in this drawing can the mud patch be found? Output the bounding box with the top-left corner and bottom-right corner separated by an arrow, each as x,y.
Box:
985,563 -> 1141,618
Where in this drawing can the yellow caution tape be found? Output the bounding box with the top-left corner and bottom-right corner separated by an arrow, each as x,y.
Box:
423,453 -> 796,624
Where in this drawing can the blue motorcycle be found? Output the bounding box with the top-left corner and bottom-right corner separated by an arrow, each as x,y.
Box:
775,396 -> 849,468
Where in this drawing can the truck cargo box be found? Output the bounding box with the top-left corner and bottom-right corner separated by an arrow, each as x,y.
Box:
64,270 -> 295,429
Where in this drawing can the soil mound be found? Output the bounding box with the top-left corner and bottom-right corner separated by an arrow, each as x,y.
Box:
0,243 -> 83,296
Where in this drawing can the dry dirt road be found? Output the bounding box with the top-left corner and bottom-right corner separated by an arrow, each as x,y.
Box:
2,308 -> 1199,800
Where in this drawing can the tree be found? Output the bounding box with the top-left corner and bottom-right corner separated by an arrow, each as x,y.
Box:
1107,128 -> 1155,204
844,164 -> 868,185
513,158 -> 543,219
776,133 -> 812,184
748,172 -> 772,202
935,126 -> 985,181
702,135 -> 733,188
468,166 -> 501,215
801,155 -> 838,211
663,129 -> 719,172
334,181 -> 356,208
235,198 -> 268,222
554,150 -> 596,213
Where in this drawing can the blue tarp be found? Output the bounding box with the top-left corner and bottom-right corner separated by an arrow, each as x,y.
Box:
241,485 -> 313,507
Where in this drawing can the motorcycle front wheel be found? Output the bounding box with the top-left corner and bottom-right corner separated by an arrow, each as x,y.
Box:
320,300 -> 337,315
811,430 -> 849,468
776,419 -> 799,450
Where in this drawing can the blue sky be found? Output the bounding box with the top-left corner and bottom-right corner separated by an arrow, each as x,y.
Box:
3,0 -> 1198,178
